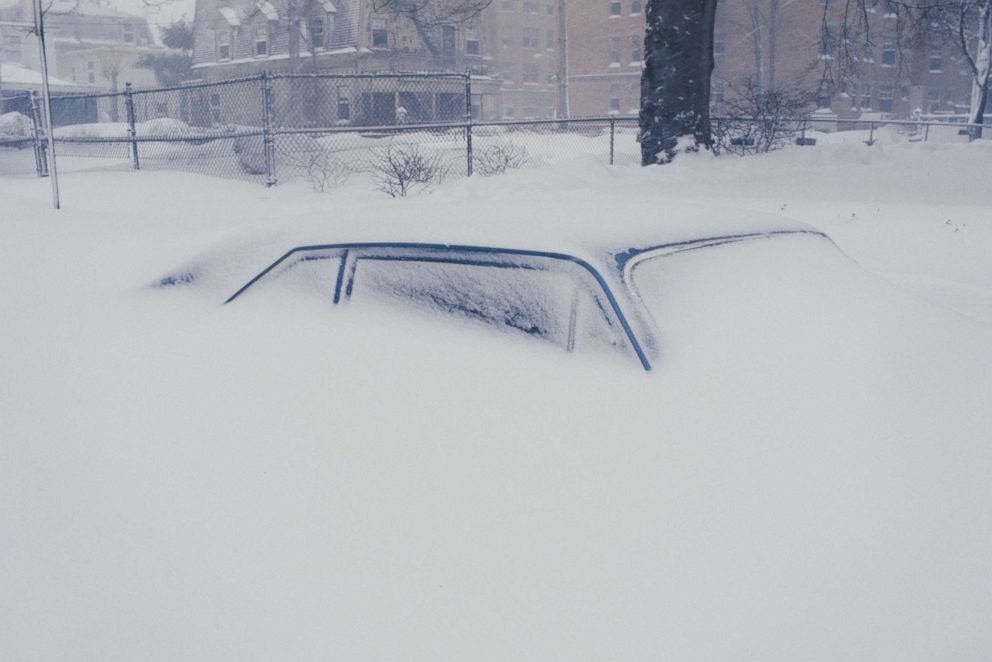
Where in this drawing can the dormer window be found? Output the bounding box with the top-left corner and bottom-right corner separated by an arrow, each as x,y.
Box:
254,23 -> 268,56
309,17 -> 325,49
217,30 -> 232,59
371,17 -> 388,49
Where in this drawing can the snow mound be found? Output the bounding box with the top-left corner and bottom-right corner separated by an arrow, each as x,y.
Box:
0,112 -> 32,138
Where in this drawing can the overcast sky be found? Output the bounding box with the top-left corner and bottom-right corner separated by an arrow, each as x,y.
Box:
108,0 -> 195,29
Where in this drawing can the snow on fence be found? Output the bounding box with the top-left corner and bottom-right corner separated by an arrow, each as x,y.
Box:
1,73 -> 989,201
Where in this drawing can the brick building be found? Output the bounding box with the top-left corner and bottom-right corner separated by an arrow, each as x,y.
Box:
565,0 -> 643,117
190,0 -> 568,123
563,0 -> 975,120
191,0 -> 512,123
490,0 -> 560,119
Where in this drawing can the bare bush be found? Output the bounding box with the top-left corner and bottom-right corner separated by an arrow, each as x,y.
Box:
473,141 -> 529,176
284,148 -> 351,192
713,79 -> 816,156
372,141 -> 447,197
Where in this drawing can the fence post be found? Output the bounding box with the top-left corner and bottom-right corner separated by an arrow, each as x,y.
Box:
124,82 -> 140,170
609,118 -> 616,165
800,119 -> 807,146
867,122 -> 875,146
924,122 -> 930,142
261,71 -> 277,187
28,90 -> 48,177
464,70 -> 473,177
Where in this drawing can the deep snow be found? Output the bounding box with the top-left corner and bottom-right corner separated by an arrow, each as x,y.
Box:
1,140 -> 991,660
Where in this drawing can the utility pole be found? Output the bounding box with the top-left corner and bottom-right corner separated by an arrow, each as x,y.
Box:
556,0 -> 568,119
30,0 -> 59,209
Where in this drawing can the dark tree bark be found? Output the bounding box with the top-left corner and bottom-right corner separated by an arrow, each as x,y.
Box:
640,0 -> 719,164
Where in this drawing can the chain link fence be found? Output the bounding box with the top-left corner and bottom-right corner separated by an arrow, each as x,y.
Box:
1,91 -> 49,177
2,71 -> 990,200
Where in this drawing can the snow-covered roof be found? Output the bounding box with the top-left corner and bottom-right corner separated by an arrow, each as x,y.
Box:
218,6 -> 240,27
0,62 -> 90,90
256,1 -> 278,21
45,0 -> 147,20
321,1 -> 337,13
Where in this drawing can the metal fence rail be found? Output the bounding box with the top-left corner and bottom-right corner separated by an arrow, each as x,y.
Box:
2,71 -> 990,201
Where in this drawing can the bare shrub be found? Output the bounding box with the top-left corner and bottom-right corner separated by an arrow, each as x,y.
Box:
284,148 -> 351,192
473,141 -> 529,176
713,79 -> 816,156
372,141 -> 447,197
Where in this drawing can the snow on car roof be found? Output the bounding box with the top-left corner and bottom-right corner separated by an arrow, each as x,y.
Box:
159,198 -> 823,306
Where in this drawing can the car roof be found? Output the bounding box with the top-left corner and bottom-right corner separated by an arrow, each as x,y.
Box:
160,200 -> 825,308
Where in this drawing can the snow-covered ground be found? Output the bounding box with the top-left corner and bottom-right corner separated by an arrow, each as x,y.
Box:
1,140 -> 990,660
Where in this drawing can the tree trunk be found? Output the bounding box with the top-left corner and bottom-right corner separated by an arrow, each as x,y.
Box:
969,1 -> 991,137
743,0 -> 764,93
767,0 -> 779,90
639,0 -> 718,164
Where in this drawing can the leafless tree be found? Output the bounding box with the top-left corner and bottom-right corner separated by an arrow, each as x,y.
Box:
931,0 -> 991,133
372,0 -> 493,65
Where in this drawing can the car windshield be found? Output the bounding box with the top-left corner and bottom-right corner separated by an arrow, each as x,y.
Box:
240,245 -> 636,360
351,256 -> 626,353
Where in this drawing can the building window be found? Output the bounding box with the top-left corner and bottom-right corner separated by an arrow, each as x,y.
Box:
87,61 -> 95,84
929,45 -> 943,72
501,0 -> 514,9
523,0 -> 537,12
861,83 -> 872,109
123,24 -> 135,43
523,62 -> 539,83
254,24 -> 269,56
609,83 -> 621,112
629,81 -> 639,110
2,35 -> 22,63
712,80 -> 725,104
337,85 -> 350,120
209,93 -> 221,122
309,17 -> 325,49
884,1 -> 897,17
630,0 -> 642,14
608,34 -> 621,64
926,88 -> 940,113
547,29 -> 554,49
522,27 -> 539,48
878,84 -> 894,112
466,29 -> 480,55
817,86 -> 832,108
217,30 -> 231,60
630,33 -> 641,62
371,17 -> 388,48
609,0 -> 621,16
881,41 -> 896,66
